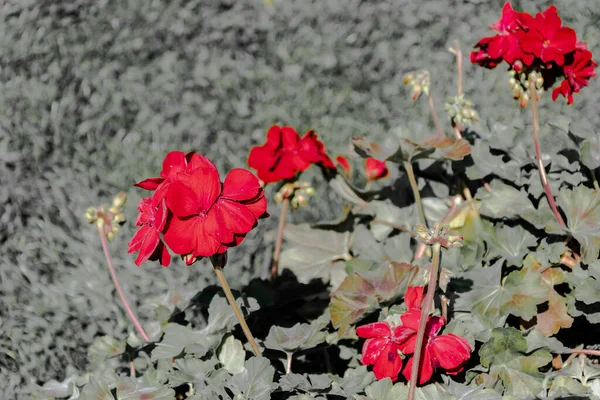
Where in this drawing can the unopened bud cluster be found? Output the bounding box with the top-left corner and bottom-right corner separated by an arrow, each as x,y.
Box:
274,181 -> 315,210
85,192 -> 127,242
403,70 -> 430,100
415,222 -> 463,249
508,66 -> 544,108
445,94 -> 478,126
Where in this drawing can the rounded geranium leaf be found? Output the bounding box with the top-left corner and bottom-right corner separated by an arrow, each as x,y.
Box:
222,168 -> 262,201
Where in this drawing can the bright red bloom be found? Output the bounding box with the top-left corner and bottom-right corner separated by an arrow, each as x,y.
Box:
130,152 -> 268,266
364,158 -> 389,182
486,2 -> 533,65
552,49 -> 597,104
518,5 -> 577,66
163,163 -> 267,258
247,125 -> 335,183
335,155 -> 351,177
399,312 -> 471,384
404,286 -> 424,310
127,198 -> 171,267
356,322 -> 412,381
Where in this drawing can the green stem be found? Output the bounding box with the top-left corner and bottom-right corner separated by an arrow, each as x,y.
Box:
403,161 -> 427,227
270,197 -> 290,280
211,261 -> 262,356
285,352 -> 293,374
408,242 -> 441,400
530,74 -> 566,227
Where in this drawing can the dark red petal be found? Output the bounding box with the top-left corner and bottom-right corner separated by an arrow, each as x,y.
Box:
185,153 -> 218,173
134,177 -> 164,190
160,151 -> 186,178
552,27 -> 577,54
336,155 -> 351,177
372,343 -> 403,381
214,199 -> 257,234
247,145 -> 275,171
135,198 -> 154,226
265,125 -> 283,149
397,331 -> 417,354
162,216 -> 196,255
424,315 -> 446,337
158,242 -> 171,267
356,321 -> 392,338
222,168 -> 262,201
361,337 -> 390,366
430,334 -> 471,371
166,181 -> 202,217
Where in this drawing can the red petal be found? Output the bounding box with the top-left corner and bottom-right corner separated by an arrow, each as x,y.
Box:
135,177 -> 164,190
430,334 -> 471,371
400,309 -> 422,331
128,225 -> 151,254
158,242 -> 171,267
178,167 -> 221,212
247,145 -> 276,171
265,125 -> 283,149
204,207 -> 235,244
336,155 -> 351,177
155,199 -> 168,231
244,193 -> 268,219
280,126 -> 300,149
191,220 -> 221,257
402,347 -> 434,385
214,199 -> 257,234
361,337 -> 390,365
356,321 -> 391,338
185,152 -> 216,173
404,286 -> 424,310
166,181 -> 202,217
162,217 -> 196,255
552,27 -> 577,54
372,343 -> 403,381
222,168 -> 262,201
160,151 -> 186,178
134,229 -> 160,266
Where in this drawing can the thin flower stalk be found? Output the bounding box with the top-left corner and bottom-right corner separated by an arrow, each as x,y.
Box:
271,197 -> 290,280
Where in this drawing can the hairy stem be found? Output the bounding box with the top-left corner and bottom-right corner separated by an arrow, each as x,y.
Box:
271,197 -> 290,280
130,361 -> 136,377
570,349 -> 600,357
408,242 -> 441,400
212,262 -> 262,356
530,75 -> 566,227
454,41 -> 463,97
97,225 -> 149,342
286,352 -> 293,374
371,218 -> 414,235
427,94 -> 445,137
403,161 -> 427,228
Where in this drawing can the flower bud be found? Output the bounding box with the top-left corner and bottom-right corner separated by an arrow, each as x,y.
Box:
85,207 -> 97,224
519,93 -> 529,108
508,77 -> 517,87
536,75 -> 544,89
113,212 -> 126,224
274,192 -> 283,204
512,60 -> 523,72
112,192 -> 127,208
183,253 -> 197,265
106,231 -> 115,242
96,218 -> 105,230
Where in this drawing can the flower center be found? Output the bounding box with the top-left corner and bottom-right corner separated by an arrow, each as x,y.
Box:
388,350 -> 397,362
543,39 -> 550,48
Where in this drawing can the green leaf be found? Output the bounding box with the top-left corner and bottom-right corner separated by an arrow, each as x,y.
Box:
116,376 -> 175,400
455,260 -> 547,325
466,140 -> 520,181
88,336 -> 125,364
79,378 -> 114,400
475,180 -> 535,220
443,379 -> 502,400
368,200 -> 415,241
329,366 -> 375,396
151,323 -> 207,361
264,323 -> 326,354
525,328 -> 570,354
554,186 -> 600,263
205,294 -> 260,335
218,335 -> 246,374
330,262 -> 419,337
574,277 -> 600,305
280,224 -> 349,284
548,376 -> 590,397
228,356 -> 278,400
486,225 -> 537,267
580,136 -> 600,170
479,327 -> 552,397
363,379 -> 406,400
329,175 -> 368,207
279,373 -> 332,392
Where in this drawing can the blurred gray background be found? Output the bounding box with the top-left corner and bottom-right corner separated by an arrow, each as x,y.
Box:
1,0 -> 598,397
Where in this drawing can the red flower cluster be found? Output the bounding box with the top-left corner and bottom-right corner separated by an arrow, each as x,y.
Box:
356,286 -> 471,383
247,125 -> 335,183
471,2 -> 596,104
128,151 -> 268,267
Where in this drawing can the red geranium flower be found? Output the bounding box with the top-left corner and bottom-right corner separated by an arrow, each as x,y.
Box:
335,155 -> 351,177
518,5 -> 577,66
247,125 -> 335,183
129,152 -> 268,266
399,312 -> 471,384
127,198 -> 171,267
163,163 -> 267,258
552,49 -> 597,104
485,2 -> 533,65
364,158 -> 389,182
356,321 -> 413,381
